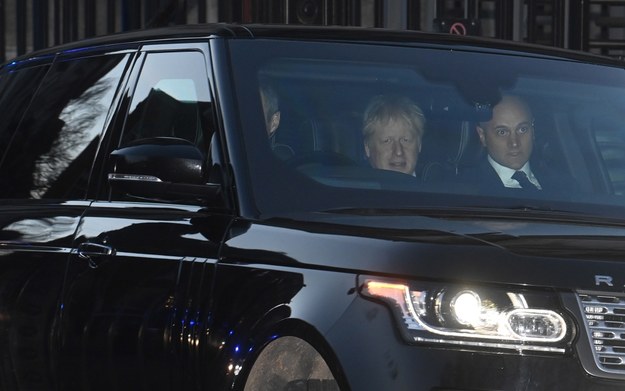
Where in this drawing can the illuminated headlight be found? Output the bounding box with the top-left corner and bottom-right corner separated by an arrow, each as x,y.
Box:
360,277 -> 573,353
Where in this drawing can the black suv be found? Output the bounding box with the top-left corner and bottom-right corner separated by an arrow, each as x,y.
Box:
2,23 -> 625,391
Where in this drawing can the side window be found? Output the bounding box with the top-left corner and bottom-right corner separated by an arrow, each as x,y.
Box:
121,51 -> 213,152
0,64 -> 50,162
0,53 -> 130,199
590,109 -> 625,195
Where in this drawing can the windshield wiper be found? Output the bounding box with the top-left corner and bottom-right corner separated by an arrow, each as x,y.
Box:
322,205 -> 564,216
320,205 -> 625,227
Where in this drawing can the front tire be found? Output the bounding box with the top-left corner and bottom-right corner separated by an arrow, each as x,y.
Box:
243,336 -> 339,391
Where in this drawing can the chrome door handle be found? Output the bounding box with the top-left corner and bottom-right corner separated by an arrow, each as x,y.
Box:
77,242 -> 116,268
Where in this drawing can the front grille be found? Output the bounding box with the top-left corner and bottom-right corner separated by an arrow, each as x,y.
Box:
578,292 -> 625,374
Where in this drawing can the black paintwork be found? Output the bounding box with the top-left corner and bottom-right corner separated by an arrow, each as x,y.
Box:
0,23 -> 624,391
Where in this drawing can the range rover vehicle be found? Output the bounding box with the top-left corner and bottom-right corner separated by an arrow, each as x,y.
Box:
3,23 -> 625,390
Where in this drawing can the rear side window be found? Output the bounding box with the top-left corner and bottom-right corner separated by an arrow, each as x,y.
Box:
0,64 -> 50,161
0,53 -> 130,199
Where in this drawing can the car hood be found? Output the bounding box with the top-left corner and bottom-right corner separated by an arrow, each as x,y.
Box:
305,211 -> 625,259
223,210 -> 625,291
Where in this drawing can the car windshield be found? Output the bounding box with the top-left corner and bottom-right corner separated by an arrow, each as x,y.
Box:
229,38 -> 625,220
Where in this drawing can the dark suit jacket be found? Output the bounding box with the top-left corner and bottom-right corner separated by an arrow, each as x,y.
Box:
460,159 -> 578,196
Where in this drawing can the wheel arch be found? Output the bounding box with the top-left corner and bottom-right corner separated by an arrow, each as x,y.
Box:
232,309 -> 350,391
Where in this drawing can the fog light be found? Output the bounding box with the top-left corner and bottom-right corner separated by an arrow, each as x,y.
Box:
506,309 -> 566,341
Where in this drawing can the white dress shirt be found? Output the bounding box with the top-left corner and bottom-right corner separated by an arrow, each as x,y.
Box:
487,156 -> 542,189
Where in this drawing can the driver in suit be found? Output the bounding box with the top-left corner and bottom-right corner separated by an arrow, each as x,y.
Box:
462,94 -> 575,193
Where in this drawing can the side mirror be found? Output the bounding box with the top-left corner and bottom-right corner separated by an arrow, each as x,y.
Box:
108,137 -> 220,202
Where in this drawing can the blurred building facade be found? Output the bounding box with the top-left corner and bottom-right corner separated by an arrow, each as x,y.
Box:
1,0 -> 625,63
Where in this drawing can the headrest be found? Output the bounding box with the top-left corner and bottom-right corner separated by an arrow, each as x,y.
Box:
285,118 -> 336,154
418,119 -> 484,181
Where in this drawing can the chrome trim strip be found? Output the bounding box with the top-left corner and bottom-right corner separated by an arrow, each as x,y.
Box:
108,173 -> 163,182
576,291 -> 625,377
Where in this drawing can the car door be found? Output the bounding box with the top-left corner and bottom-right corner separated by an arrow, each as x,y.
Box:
0,51 -> 133,390
58,44 -> 228,391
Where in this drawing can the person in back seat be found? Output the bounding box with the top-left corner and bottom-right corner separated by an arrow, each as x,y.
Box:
362,95 -> 426,176
260,79 -> 294,160
260,79 -> 281,138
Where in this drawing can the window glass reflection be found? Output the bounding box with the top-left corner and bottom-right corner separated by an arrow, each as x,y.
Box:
0,54 -> 130,200
122,51 -> 212,151
229,40 -> 625,217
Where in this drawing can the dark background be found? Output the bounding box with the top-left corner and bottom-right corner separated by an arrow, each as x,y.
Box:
1,0 -> 624,63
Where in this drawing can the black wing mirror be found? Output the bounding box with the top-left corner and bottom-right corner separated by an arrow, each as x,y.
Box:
108,137 -> 220,202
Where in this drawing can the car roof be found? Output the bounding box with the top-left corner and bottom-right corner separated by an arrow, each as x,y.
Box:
5,23 -> 624,68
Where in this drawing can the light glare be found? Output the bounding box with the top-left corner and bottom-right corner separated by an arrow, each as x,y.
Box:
451,291 -> 481,326
360,277 -> 569,352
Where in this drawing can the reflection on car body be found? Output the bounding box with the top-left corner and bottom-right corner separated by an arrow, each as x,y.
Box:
2,23 -> 625,390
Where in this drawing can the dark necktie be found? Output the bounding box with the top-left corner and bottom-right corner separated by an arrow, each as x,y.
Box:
511,171 -> 538,190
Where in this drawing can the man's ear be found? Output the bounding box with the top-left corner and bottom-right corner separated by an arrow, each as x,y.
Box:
476,126 -> 487,147
364,142 -> 370,158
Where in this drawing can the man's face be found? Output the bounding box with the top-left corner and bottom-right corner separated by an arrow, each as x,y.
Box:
477,96 -> 534,171
365,118 -> 420,175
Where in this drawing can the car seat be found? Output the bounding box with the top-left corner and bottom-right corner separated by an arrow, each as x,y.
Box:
418,119 -> 484,182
